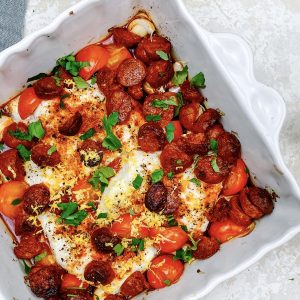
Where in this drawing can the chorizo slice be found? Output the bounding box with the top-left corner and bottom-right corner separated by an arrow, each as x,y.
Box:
91,227 -> 120,254
143,92 -> 176,128
206,123 -> 225,140
180,80 -> 204,103
248,187 -> 274,215
117,58 -> 146,87
14,211 -> 36,236
84,260 -> 115,285
239,188 -> 264,219
217,132 -> 241,164
78,139 -> 103,167
145,182 -> 168,212
28,266 -> 63,298
176,132 -> 209,155
138,122 -> 166,152
228,195 -> 253,226
33,77 -> 62,99
0,149 -> 25,180
105,295 -> 125,300
179,102 -> 200,131
57,67 -> 72,81
128,83 -> 144,100
106,90 -> 133,123
160,143 -> 193,174
59,290 -> 91,300
97,68 -> 122,97
112,27 -> 142,48
31,143 -> 61,167
14,234 -> 43,259
194,155 -> 229,184
192,108 -> 221,133
192,236 -> 220,260
206,198 -> 230,223
2,122 -> 34,149
163,189 -> 180,215
23,183 -> 50,215
120,271 -> 149,298
145,60 -> 174,88
58,112 -> 83,136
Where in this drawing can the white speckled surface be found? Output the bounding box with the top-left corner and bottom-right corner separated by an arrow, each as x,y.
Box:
24,0 -> 300,299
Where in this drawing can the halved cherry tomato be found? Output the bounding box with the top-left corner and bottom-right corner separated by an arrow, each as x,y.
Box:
72,177 -> 91,192
208,219 -> 254,243
223,159 -> 248,196
61,273 -> 88,290
107,157 -> 122,173
170,121 -> 183,142
18,87 -> 42,119
35,243 -> 56,266
0,181 -> 29,219
149,227 -> 188,253
104,44 -> 132,70
111,213 -> 149,238
147,255 -> 184,289
76,45 -> 110,80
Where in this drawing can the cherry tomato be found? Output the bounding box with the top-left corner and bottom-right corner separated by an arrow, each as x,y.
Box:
76,45 -> 110,80
170,121 -> 183,142
104,44 -> 132,70
72,177 -> 91,192
223,159 -> 249,196
61,273 -> 88,290
0,181 -> 29,219
111,213 -> 149,238
208,219 -> 254,243
18,87 -> 42,120
149,227 -> 188,253
107,157 -> 122,173
147,255 -> 184,289
35,243 -> 56,266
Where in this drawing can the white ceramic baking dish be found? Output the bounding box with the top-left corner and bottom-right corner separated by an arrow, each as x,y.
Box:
0,0 -> 300,299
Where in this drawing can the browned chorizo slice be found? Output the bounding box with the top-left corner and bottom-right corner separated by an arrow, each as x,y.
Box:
179,102 -> 200,131
97,68 -> 122,97
0,149 -> 25,180
59,112 -> 83,136
14,212 -> 36,236
105,294 -> 125,300
78,139 -> 103,167
33,77 -> 62,99
59,290 -> 91,300
28,266 -> 63,298
248,187 -> 274,215
145,60 -> 174,88
127,83 -> 144,100
3,122 -> 34,149
194,155 -> 229,184
138,122 -> 166,152
23,183 -> 50,215
31,143 -> 61,167
84,260 -> 115,285
14,234 -> 43,259
180,80 -> 204,103
112,27 -> 142,48
192,108 -> 220,133
193,236 -> 220,259
120,271 -> 149,298
217,132 -> 241,164
143,92 -> 176,128
57,67 -> 72,81
229,195 -> 253,226
206,198 -> 230,223
239,188 -> 264,219
145,182 -> 168,212
135,36 -> 171,64
206,123 -> 225,140
160,142 -> 193,174
176,133 -> 209,155
91,227 -> 120,254
106,90 -> 133,123
163,189 -> 180,215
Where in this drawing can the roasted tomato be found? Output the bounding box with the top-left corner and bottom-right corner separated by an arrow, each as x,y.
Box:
104,44 -> 132,70
0,181 -> 29,219
169,120 -> 183,142
18,87 -> 42,119
223,159 -> 249,196
61,274 -> 88,290
76,45 -> 110,80
149,227 -> 188,253
147,255 -> 184,289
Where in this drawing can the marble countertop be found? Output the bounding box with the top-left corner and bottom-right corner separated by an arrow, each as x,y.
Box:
24,0 -> 300,299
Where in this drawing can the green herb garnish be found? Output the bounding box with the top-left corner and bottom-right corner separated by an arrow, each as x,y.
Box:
211,157 -> 220,173
151,169 -> 164,183
102,112 -> 122,151
57,202 -> 88,226
16,145 -> 31,161
174,92 -> 184,117
190,72 -> 205,88
165,122 -> 175,143
47,145 -> 57,156
164,279 -> 171,286
189,178 -> 201,187
151,97 -> 177,110
113,243 -> 124,256
145,114 -> 162,122
79,128 -> 95,140
132,174 -> 143,190
172,65 -> 188,86
89,166 -> 115,191
87,201 -> 97,211
26,73 -> 47,83
97,212 -> 108,219
156,50 -> 169,61
73,76 -> 89,89
210,139 -> 218,153
11,199 -> 22,206
56,53 -> 89,77
167,172 -> 174,179
34,252 -> 47,262
167,215 -> 178,227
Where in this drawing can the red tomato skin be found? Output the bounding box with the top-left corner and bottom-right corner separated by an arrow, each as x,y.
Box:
61,274 -> 88,290
104,44 -> 132,70
149,227 -> 188,253
147,255 -> 184,289
171,121 -> 183,142
223,159 -> 248,196
18,87 -> 42,119
76,45 -> 110,80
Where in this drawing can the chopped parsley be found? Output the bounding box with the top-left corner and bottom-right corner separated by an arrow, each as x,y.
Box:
89,166 -> 115,192
52,75 -> 61,86
132,174 -> 143,190
34,252 -> 47,262
151,169 -> 164,183
97,212 -> 108,219
16,145 -> 31,161
151,97 -> 177,110
59,94 -> 69,109
11,198 -> 22,206
0,143 -> 4,151
176,159 -> 182,165
129,208 -> 135,216
145,114 -> 162,122
172,65 -> 188,86
189,178 -> 201,187
181,225 -> 188,232
56,53 -> 89,77
22,260 -> 31,274
174,92 -> 183,117
79,128 -> 95,140
165,122 -> 175,143
174,248 -> 193,263
57,202 -> 88,226
164,279 -> 171,286
211,157 -> 220,173
102,112 -> 122,151
87,201 -> 97,211
28,120 -> 45,139
113,243 -> 124,256
167,215 -> 178,227
167,172 -> 174,179
73,76 -> 89,89
210,139 -> 218,153
26,72 -> 47,83
131,238 -> 145,251
47,145 -> 57,156
90,76 -> 97,85
190,72 -> 205,88
156,50 -> 169,61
